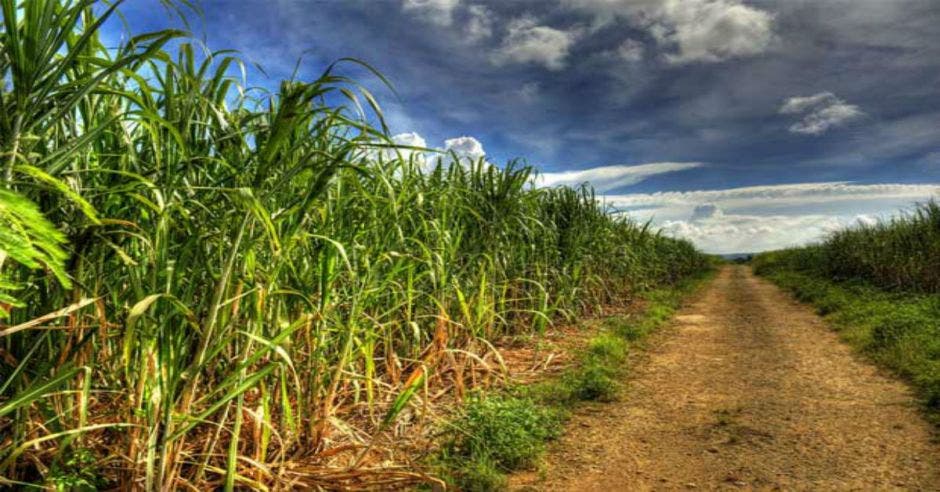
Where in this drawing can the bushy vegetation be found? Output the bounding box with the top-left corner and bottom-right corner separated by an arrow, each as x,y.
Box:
754,202 -> 940,292
566,334 -> 628,401
438,394 -> 563,490
0,2 -> 709,489
754,207 -> 940,412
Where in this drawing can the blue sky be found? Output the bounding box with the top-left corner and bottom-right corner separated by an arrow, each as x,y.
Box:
111,0 -> 940,253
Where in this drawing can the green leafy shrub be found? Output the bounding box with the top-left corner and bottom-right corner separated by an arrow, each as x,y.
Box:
447,395 -> 562,471
564,334 -> 627,401
436,394 -> 562,489
813,289 -> 849,315
438,457 -> 507,492
918,366 -> 940,409
565,359 -> 619,402
587,333 -> 627,360
871,312 -> 925,346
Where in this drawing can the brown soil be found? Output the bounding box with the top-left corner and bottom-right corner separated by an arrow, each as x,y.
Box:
516,265 -> 940,491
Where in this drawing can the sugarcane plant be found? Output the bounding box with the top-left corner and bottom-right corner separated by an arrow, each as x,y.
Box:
0,1 -> 709,489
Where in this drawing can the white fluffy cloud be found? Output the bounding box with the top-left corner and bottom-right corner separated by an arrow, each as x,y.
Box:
655,0 -> 774,64
780,92 -> 864,135
659,212 -> 849,254
402,0 -> 460,26
537,162 -> 702,191
407,0 -> 771,65
606,182 -> 940,253
443,135 -> 487,160
381,133 -> 486,169
779,92 -> 836,114
493,17 -> 579,70
564,0 -> 774,63
385,132 -> 429,162
392,132 -> 427,148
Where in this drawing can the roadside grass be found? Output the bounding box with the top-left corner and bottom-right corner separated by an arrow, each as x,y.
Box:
434,395 -> 564,491
754,267 -> 940,419
431,270 -> 714,489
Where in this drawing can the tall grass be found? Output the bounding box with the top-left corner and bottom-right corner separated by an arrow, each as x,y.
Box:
0,2 -> 708,488
753,201 -> 940,292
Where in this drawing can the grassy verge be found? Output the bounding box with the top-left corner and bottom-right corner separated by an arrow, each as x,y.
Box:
753,265 -> 940,419
430,270 -> 714,490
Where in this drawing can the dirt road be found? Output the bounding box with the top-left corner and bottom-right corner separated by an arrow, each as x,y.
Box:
524,265 -> 940,490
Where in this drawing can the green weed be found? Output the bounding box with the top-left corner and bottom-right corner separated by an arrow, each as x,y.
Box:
47,449 -> 102,492
587,333 -> 628,360
564,359 -> 620,402
437,395 -> 562,489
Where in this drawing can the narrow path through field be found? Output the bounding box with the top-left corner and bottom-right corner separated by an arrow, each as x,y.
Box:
520,265 -> 940,490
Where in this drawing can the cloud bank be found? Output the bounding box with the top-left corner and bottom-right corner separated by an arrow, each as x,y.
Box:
607,182 -> 940,254
564,0 -> 775,63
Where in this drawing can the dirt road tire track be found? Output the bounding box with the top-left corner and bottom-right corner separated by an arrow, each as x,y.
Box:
523,265 -> 940,491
